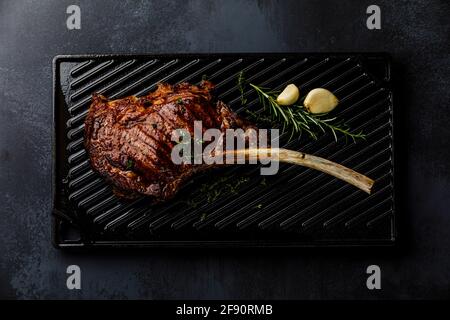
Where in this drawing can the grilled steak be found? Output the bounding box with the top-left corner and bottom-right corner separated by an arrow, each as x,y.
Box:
84,81 -> 253,200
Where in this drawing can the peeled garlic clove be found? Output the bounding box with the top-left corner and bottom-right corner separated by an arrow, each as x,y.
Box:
304,88 -> 339,114
276,84 -> 300,105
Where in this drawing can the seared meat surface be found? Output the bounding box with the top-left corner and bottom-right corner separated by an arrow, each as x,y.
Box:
84,81 -> 252,200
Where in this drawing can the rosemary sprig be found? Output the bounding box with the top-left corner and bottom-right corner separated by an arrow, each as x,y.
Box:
249,83 -> 365,142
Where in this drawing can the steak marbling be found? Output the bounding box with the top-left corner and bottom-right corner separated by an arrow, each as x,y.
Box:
84,81 -> 252,200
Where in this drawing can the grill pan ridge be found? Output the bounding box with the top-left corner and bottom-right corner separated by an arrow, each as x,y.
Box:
52,53 -> 395,248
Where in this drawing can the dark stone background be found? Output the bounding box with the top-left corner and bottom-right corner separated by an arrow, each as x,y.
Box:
0,0 -> 449,299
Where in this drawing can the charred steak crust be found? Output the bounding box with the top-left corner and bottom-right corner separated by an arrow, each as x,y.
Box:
84,81 -> 253,201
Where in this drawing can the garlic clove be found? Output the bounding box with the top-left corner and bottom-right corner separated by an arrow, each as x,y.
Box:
304,88 -> 339,114
276,84 -> 300,106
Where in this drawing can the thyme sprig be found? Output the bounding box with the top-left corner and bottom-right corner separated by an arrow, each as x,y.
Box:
186,175 -> 251,208
237,71 -> 247,105
249,83 -> 365,142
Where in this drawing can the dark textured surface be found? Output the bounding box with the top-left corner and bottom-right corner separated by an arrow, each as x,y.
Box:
0,0 -> 449,299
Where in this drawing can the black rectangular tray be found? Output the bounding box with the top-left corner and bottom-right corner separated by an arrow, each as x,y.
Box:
52,53 -> 395,248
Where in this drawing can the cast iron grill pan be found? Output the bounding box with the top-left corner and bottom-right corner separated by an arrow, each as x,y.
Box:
52,53 -> 395,248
